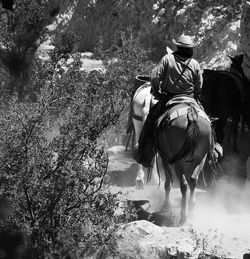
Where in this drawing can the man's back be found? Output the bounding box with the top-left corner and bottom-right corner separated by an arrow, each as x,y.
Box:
151,52 -> 202,96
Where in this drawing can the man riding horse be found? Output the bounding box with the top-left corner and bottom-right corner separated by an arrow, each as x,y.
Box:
151,35 -> 202,100
133,35 -> 215,168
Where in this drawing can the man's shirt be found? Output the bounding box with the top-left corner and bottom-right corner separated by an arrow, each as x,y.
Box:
151,52 -> 203,95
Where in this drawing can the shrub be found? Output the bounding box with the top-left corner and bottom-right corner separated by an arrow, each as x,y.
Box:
0,3 -> 154,256
0,52 -> 128,257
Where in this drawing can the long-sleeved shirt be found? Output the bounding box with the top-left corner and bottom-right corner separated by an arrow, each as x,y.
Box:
151,52 -> 203,96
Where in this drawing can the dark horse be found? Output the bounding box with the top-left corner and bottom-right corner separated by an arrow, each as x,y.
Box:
201,60 -> 246,149
229,54 -> 250,128
147,97 -> 212,223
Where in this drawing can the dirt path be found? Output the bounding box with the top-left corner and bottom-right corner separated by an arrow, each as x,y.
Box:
110,183 -> 250,258
108,145 -> 250,258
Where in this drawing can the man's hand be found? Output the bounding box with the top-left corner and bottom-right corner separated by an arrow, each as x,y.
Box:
150,88 -> 161,100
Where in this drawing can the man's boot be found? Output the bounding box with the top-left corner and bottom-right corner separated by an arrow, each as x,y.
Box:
133,101 -> 164,167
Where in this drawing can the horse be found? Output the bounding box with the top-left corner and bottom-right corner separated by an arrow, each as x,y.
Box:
128,75 -> 157,188
201,67 -> 245,150
228,54 -> 250,128
146,96 -> 213,223
129,74 -> 214,222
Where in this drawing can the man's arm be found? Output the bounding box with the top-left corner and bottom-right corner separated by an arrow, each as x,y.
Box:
194,63 -> 203,99
150,67 -> 160,97
150,55 -> 168,97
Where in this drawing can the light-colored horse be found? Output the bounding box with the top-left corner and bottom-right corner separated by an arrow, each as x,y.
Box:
132,80 -> 158,188
131,47 -> 174,188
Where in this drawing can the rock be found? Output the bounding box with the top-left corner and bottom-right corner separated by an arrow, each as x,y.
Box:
109,163 -> 138,187
116,220 -> 204,259
107,145 -> 138,186
115,219 -> 249,259
111,184 -> 250,259
107,145 -> 129,156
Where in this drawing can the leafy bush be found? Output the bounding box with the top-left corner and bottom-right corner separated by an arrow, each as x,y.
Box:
0,47 -> 131,257
97,31 -> 155,146
0,2 -> 154,257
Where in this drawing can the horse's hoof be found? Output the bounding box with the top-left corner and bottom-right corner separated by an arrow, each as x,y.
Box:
189,201 -> 196,212
135,179 -> 144,189
179,215 -> 187,225
161,205 -> 170,214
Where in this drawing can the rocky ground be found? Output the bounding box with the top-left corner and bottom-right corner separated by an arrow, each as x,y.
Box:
108,145 -> 250,259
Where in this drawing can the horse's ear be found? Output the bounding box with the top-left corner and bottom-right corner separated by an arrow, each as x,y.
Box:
228,53 -> 244,64
166,46 -> 173,54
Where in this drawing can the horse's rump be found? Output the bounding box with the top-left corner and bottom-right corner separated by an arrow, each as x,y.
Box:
127,75 -> 151,134
156,100 -> 211,166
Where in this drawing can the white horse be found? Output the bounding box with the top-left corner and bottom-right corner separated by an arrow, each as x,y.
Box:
131,79 -> 158,188
131,47 -> 174,188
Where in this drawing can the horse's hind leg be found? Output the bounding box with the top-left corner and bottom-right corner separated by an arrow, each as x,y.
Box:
162,174 -> 171,213
161,161 -> 172,213
215,117 -> 227,144
188,177 -> 198,212
189,156 -> 206,207
135,164 -> 145,189
180,174 -> 188,224
232,116 -> 240,151
133,118 -> 145,188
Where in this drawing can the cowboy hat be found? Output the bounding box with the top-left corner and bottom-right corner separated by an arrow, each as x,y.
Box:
172,35 -> 197,48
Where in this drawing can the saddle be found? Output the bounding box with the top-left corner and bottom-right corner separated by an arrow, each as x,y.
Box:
157,96 -> 210,129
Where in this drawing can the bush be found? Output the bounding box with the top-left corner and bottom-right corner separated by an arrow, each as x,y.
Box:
97,31 -> 154,146
0,4 -> 154,256
0,51 -> 129,257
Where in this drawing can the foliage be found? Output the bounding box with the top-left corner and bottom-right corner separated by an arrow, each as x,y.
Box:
95,31 -> 154,146
71,0 -> 155,52
101,31 -> 154,95
68,0 -> 242,64
188,226 -> 230,258
0,1 -> 245,257
0,1 -> 158,255
0,38 -> 135,257
0,0 -> 62,100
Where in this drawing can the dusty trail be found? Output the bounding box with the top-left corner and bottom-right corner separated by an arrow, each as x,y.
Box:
111,182 -> 250,258
108,145 -> 250,258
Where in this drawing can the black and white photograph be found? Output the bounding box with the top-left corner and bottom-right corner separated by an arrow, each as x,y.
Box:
0,0 -> 250,258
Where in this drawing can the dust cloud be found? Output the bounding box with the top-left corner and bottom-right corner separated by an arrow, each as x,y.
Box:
142,152 -> 250,240
189,153 -> 250,241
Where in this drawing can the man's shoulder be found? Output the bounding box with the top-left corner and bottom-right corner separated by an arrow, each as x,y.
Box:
189,58 -> 201,68
157,53 -> 173,67
161,53 -> 175,64
162,53 -> 174,60
190,57 -> 199,63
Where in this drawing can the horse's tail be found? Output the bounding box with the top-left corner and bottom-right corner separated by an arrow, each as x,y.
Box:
126,102 -> 134,134
168,119 -> 200,164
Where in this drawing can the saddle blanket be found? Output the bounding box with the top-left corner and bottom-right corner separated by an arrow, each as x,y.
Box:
157,96 -> 210,127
